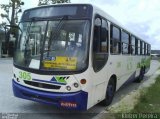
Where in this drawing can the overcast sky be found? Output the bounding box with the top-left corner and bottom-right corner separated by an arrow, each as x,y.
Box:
0,0 -> 160,50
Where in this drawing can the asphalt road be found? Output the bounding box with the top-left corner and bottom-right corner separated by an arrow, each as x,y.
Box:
0,59 -> 159,119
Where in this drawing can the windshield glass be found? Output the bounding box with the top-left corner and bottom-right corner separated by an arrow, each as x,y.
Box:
14,20 -> 90,72
14,21 -> 47,69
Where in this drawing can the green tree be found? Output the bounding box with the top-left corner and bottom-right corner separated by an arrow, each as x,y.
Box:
0,0 -> 24,25
0,22 -> 6,30
38,0 -> 70,6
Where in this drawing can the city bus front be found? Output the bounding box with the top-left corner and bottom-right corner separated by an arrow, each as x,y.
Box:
12,4 -> 92,110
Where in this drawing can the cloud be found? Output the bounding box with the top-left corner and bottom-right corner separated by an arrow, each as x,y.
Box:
23,0 -> 38,9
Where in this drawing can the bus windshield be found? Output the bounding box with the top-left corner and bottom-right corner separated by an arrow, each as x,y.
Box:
14,19 -> 90,72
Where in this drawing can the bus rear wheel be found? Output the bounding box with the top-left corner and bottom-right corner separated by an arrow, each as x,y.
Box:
136,67 -> 145,83
101,78 -> 116,106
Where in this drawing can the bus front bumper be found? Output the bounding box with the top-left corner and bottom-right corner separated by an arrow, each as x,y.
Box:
12,80 -> 88,110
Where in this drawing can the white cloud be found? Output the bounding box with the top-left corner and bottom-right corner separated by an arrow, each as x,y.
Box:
22,0 -> 38,9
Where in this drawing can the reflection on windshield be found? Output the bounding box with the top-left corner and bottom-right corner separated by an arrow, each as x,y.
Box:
14,21 -> 47,69
14,20 -> 90,72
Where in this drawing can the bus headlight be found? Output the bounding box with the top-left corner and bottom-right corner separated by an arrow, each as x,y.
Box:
66,86 -> 71,91
73,83 -> 79,88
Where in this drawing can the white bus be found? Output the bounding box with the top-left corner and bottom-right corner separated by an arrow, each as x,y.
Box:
12,4 -> 151,110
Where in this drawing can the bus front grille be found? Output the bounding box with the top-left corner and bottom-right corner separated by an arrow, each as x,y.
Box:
22,92 -> 59,103
23,80 -> 61,90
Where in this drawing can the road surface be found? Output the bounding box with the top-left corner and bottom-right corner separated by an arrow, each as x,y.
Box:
0,59 -> 159,119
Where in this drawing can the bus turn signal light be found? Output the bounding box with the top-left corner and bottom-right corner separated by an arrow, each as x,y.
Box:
80,79 -> 86,84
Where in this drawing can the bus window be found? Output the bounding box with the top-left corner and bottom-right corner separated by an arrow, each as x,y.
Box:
131,36 -> 135,55
110,25 -> 121,54
140,41 -> 142,55
142,42 -> 145,55
144,43 -> 146,55
147,44 -> 151,55
146,44 -> 148,55
101,19 -> 108,52
121,31 -> 129,54
137,39 -> 141,55
93,17 -> 108,72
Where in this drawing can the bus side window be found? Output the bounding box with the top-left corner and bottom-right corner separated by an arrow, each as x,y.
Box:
131,36 -> 136,55
148,44 -> 151,55
140,41 -> 142,55
136,38 -> 141,55
101,20 -> 108,52
93,17 -> 108,72
121,30 -> 129,54
110,25 -> 121,54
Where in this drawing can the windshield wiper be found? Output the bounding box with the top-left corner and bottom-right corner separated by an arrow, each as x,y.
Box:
47,15 -> 69,57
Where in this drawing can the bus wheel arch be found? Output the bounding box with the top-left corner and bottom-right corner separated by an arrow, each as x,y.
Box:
101,74 -> 117,106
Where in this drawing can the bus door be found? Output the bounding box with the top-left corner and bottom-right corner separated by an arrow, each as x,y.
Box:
28,32 -> 41,56
92,16 -> 109,103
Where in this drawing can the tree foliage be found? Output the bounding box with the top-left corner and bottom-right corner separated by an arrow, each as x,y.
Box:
0,0 -> 24,56
0,0 -> 24,25
0,22 -> 6,30
38,0 -> 70,6
0,4 -> 11,24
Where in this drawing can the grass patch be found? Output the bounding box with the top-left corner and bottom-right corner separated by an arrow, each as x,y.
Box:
131,75 -> 160,113
113,75 -> 160,119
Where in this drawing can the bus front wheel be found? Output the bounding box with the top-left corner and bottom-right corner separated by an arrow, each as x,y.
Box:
101,78 -> 116,106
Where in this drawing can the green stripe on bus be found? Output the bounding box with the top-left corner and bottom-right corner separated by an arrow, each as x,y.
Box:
55,77 -> 67,83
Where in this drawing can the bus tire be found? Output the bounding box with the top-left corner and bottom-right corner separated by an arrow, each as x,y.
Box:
101,77 -> 116,106
136,67 -> 145,83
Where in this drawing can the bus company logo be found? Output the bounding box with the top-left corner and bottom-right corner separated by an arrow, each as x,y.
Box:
60,101 -> 77,108
51,57 -> 56,61
44,56 -> 56,61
